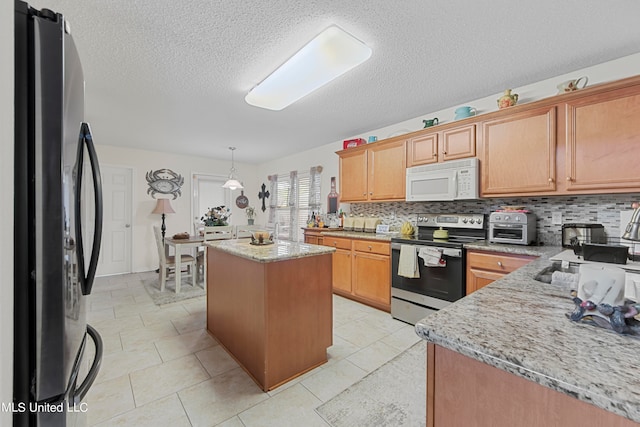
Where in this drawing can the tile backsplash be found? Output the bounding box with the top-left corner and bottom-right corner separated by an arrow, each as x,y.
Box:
349,193 -> 640,246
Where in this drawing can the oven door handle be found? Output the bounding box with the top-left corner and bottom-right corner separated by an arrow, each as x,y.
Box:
391,243 -> 461,258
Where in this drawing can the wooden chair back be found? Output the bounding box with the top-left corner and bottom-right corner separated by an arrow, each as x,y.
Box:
203,225 -> 234,241
153,226 -> 168,267
235,225 -> 260,239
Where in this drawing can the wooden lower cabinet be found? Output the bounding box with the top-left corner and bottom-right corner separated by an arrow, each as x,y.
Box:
302,227 -> 342,245
325,235 -> 391,311
332,248 -> 352,293
353,251 -> 389,306
466,250 -> 537,295
427,343 -> 637,427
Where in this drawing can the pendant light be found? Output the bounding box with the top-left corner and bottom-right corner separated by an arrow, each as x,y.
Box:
222,147 -> 243,190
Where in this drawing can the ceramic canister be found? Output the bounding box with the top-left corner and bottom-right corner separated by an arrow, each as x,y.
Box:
454,106 -> 476,119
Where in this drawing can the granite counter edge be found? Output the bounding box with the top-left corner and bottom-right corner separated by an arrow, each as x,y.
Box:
414,250 -> 640,423
206,241 -> 336,263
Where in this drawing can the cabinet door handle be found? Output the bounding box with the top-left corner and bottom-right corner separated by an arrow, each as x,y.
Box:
443,151 -> 447,155
566,176 -> 573,182
433,153 -> 437,157
548,178 -> 553,183
368,245 -> 372,250
369,192 -> 373,195
497,261 -> 503,267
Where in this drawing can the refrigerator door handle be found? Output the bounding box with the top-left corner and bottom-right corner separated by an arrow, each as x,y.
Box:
73,324 -> 103,405
74,122 -> 103,295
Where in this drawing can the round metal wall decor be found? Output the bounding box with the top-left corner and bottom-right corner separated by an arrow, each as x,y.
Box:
235,190 -> 249,208
146,169 -> 184,199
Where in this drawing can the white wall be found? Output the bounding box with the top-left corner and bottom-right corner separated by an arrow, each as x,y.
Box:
96,144 -> 258,273
1,0 -> 13,424
257,52 -> 640,213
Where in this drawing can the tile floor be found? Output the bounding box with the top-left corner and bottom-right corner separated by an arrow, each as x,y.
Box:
85,271 -> 421,426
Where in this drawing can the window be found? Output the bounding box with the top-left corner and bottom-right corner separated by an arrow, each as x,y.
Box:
269,168 -> 321,242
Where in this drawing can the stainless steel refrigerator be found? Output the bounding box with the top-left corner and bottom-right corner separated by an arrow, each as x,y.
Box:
14,2 -> 103,426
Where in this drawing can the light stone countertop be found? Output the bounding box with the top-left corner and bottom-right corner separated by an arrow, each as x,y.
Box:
463,241 -> 562,258
206,239 -> 335,263
322,230 -> 398,241
415,249 -> 640,423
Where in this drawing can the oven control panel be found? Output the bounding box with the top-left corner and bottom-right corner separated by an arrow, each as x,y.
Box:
416,213 -> 485,229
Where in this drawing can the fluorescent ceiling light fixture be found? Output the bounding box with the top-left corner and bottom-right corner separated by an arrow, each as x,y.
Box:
245,25 -> 372,111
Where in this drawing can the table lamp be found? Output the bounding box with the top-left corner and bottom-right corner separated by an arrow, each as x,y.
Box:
152,198 -> 175,242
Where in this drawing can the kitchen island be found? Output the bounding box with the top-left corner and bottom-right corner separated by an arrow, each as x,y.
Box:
416,253 -> 640,426
206,239 -> 335,391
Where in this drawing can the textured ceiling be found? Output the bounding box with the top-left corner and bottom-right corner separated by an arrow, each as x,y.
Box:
29,0 -> 640,164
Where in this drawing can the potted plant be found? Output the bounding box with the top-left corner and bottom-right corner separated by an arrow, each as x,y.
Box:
246,206 -> 256,225
201,205 -> 231,226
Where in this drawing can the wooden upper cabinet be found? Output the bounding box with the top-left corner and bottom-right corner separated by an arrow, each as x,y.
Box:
339,148 -> 368,202
368,139 -> 406,200
564,85 -> 640,191
338,138 -> 406,202
407,124 -> 476,167
407,132 -> 438,166
441,124 -> 476,161
480,106 -> 556,196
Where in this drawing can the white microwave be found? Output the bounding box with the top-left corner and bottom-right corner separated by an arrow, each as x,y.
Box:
406,158 -> 479,202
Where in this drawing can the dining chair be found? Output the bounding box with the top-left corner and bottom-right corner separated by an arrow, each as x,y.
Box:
193,220 -> 204,237
196,225 -> 234,287
153,226 -> 196,292
235,224 -> 260,239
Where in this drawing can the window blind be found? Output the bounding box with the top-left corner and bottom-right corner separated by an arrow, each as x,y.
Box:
269,169 -> 318,242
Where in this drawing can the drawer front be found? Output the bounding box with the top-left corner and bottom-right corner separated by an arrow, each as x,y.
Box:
325,237 -> 352,250
467,251 -> 536,273
353,239 -> 390,256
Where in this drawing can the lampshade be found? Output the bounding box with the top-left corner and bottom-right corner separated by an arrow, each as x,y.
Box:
222,179 -> 243,190
622,204 -> 640,242
245,25 -> 372,111
222,147 -> 244,190
152,198 -> 175,215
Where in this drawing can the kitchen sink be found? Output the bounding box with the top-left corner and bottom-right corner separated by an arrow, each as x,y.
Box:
534,262 -> 579,283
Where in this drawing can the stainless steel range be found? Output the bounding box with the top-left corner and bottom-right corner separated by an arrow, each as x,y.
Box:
390,213 -> 486,324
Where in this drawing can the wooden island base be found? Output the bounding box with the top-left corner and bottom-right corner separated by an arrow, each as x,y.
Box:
427,343 -> 638,427
207,247 -> 333,391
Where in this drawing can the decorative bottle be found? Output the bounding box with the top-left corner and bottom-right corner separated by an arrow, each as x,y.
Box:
497,89 -> 518,109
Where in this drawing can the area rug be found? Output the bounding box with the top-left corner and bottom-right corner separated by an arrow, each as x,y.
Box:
316,341 -> 426,427
142,276 -> 206,306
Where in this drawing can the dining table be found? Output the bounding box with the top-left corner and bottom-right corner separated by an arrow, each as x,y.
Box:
164,235 -> 204,293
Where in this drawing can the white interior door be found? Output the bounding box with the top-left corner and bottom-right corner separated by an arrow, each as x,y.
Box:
97,166 -> 133,276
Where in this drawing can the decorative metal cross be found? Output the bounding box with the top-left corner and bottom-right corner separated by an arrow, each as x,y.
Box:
258,183 -> 270,212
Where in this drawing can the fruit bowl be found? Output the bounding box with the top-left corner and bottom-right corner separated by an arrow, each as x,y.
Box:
250,230 -> 273,245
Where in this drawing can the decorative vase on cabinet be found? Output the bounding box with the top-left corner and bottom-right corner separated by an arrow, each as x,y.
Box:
498,89 -> 518,109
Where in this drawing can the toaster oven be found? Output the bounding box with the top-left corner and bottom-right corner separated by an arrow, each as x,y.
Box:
489,212 -> 537,245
